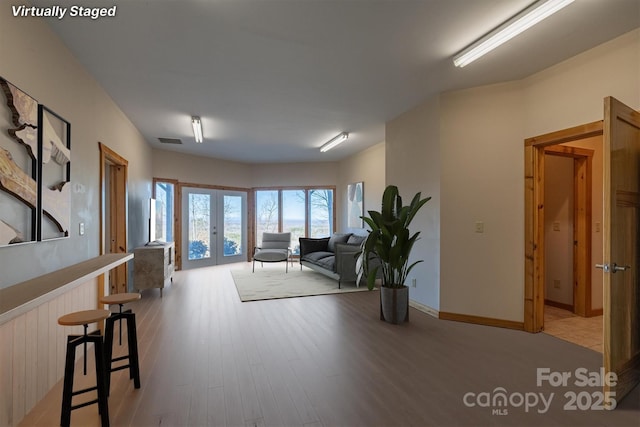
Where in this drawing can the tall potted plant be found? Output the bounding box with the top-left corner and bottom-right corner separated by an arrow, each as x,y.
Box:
356,185 -> 430,324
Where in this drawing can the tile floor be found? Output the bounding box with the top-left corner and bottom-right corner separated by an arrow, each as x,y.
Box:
543,305 -> 603,353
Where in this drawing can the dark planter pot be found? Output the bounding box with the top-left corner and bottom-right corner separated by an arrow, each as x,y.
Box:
380,285 -> 409,324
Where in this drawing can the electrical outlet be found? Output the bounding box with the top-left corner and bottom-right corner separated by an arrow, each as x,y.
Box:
595,222 -> 601,232
553,279 -> 561,289
553,221 -> 560,231
411,278 -> 417,288
79,222 -> 85,236
475,221 -> 484,233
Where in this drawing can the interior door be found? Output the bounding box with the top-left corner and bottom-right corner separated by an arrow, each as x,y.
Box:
602,96 -> 640,404
181,187 -> 247,270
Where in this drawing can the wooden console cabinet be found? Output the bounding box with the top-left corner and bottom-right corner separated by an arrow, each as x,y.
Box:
133,242 -> 174,296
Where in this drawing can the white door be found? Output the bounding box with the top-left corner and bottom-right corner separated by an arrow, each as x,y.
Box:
181,187 -> 247,270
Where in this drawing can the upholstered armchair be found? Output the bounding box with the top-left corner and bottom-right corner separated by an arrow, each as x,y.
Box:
252,232 -> 292,273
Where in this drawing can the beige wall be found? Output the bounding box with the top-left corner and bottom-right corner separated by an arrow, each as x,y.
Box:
152,150 -> 252,188
387,97 -> 441,310
337,142 -> 385,233
0,13 -> 153,289
153,144 -> 386,242
386,28 -> 639,322
440,81 -> 525,320
544,155 -> 574,306
152,149 -> 339,190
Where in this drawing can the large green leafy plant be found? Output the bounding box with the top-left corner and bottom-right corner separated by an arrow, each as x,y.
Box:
356,185 -> 431,290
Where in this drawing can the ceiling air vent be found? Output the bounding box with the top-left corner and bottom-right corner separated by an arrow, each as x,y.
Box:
158,137 -> 182,145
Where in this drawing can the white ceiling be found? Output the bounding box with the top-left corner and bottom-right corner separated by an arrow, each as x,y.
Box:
32,0 -> 640,163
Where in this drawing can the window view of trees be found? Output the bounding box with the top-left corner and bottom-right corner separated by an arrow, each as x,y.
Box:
154,181 -> 174,242
255,187 -> 334,255
223,195 -> 242,256
188,193 -> 211,260
283,190 -> 305,254
309,189 -> 333,238
256,190 -> 279,247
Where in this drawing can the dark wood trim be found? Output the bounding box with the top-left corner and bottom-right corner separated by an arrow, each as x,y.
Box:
588,308 -> 603,317
99,142 -> 129,296
439,311 -> 524,331
544,299 -> 574,312
525,121 -> 603,147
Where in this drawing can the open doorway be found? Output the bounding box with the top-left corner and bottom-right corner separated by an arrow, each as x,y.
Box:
523,121 -> 604,351
526,98 -> 640,405
542,143 -> 603,352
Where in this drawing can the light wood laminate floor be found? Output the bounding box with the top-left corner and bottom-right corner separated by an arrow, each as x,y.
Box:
20,263 -> 639,426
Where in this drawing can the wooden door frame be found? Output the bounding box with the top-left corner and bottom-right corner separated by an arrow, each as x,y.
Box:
99,142 -> 129,295
524,121 -> 603,332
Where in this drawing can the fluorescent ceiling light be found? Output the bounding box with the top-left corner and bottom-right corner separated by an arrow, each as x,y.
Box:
191,116 -> 203,143
320,132 -> 349,152
453,0 -> 574,68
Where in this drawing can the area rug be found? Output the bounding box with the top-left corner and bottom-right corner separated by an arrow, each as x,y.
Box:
231,267 -> 371,302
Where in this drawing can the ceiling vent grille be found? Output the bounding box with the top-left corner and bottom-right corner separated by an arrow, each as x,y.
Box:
158,137 -> 182,145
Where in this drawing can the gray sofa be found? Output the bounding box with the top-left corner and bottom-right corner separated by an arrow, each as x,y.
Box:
299,233 -> 366,288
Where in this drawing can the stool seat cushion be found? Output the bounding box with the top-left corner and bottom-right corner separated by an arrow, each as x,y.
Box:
58,309 -> 110,326
100,292 -> 141,305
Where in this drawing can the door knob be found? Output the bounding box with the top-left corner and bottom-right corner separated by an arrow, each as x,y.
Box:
596,263 -> 630,273
612,263 -> 630,272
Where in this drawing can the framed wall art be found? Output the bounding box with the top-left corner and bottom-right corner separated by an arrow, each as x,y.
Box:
0,76 -> 72,245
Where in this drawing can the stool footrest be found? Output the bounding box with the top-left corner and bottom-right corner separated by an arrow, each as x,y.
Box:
71,398 -> 100,411
111,364 -> 132,373
71,385 -> 98,396
112,354 -> 129,363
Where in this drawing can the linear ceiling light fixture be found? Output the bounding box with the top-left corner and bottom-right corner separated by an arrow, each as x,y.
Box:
320,132 -> 349,152
453,0 -> 574,68
191,116 -> 203,143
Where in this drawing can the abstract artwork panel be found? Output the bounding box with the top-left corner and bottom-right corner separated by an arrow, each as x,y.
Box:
347,181 -> 364,228
0,77 -> 38,245
39,106 -> 70,240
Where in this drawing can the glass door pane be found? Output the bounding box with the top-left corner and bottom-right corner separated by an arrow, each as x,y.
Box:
188,193 -> 211,260
282,190 -> 305,255
181,187 -> 217,270
217,190 -> 247,265
223,195 -> 242,256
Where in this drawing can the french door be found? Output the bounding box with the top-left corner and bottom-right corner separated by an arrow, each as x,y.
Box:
181,187 -> 247,270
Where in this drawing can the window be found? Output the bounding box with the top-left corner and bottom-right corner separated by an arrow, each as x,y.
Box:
254,187 -> 335,255
154,180 -> 175,243
282,190 -> 305,254
255,190 -> 279,247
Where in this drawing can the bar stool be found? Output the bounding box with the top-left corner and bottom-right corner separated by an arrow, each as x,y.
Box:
100,293 -> 141,394
58,309 -> 111,427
